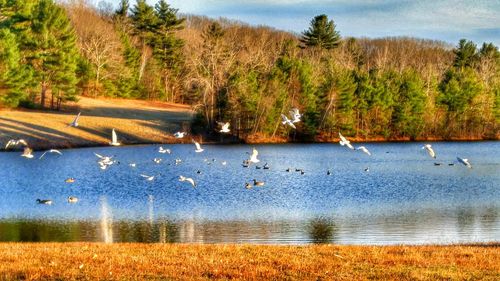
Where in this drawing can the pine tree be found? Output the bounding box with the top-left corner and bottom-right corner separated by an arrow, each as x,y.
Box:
0,28 -> 32,107
300,14 -> 341,50
453,39 -> 478,69
25,0 -> 79,109
152,0 -> 185,102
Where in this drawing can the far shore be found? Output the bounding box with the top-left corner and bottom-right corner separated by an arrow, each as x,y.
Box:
1,97 -> 498,151
0,243 -> 498,280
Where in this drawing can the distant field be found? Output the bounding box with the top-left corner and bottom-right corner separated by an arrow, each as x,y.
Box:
0,243 -> 498,280
0,97 -> 194,150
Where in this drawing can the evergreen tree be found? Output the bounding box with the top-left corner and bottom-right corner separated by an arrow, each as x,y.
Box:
300,14 -> 341,50
25,0 -> 79,108
152,0 -> 185,102
114,0 -> 129,18
0,28 -> 32,107
453,39 -> 478,69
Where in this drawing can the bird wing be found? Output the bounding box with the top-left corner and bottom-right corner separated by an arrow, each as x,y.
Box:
50,149 -> 62,155
39,151 -> 48,159
288,122 -> 296,129
18,139 -> 28,147
94,153 -> 104,159
111,129 -> 117,143
222,122 -> 230,130
281,114 -> 289,124
5,140 -> 14,149
74,112 -> 81,123
140,174 -> 151,178
194,141 -> 201,150
187,178 -> 196,187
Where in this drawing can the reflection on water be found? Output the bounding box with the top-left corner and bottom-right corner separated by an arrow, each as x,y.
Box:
100,197 -> 113,243
0,207 -> 498,244
0,142 -> 499,244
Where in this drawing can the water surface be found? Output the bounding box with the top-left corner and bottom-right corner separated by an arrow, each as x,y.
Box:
0,142 -> 498,244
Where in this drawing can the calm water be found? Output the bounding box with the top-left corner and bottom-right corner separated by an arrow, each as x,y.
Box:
0,142 -> 499,245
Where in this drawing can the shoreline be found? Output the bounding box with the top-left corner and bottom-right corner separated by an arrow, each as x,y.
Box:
0,243 -> 498,280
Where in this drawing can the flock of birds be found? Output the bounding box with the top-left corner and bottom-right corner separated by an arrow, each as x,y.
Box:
3,108 -> 474,205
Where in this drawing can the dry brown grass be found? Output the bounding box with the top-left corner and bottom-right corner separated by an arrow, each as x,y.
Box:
0,97 -> 194,150
0,243 -> 498,280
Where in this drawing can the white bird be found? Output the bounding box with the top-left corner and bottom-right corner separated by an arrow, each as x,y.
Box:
221,161 -> 227,166
153,158 -> 162,164
109,129 -> 121,146
67,196 -> 78,203
356,146 -> 371,156
174,131 -> 187,138
179,175 -> 196,187
290,108 -> 302,123
129,163 -> 136,167
5,139 -> 28,149
248,147 -> 260,163
218,122 -> 230,133
457,157 -> 472,168
21,147 -> 34,158
158,146 -> 171,154
193,140 -> 204,153
422,144 -> 436,159
175,158 -> 182,165
39,149 -> 63,159
281,114 -> 296,129
68,112 -> 81,127
339,132 -> 354,150
141,174 -> 155,181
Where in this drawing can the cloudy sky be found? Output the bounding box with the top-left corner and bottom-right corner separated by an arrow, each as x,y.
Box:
102,0 -> 500,46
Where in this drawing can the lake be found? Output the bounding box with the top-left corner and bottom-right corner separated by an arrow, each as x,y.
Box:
0,142 -> 499,245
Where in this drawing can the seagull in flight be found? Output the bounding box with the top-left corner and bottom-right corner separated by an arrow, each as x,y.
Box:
21,147 -> 34,158
174,131 -> 187,138
281,114 -> 296,129
109,129 -> 121,146
193,140 -> 204,153
37,199 -> 53,205
289,108 -> 302,123
422,144 -> 436,159
140,174 -> 155,181
457,157 -> 472,168
248,147 -> 260,163
67,196 -> 79,203
179,175 -> 196,187
356,146 -> 371,156
5,139 -> 28,149
158,146 -> 171,154
218,122 -> 230,133
68,112 -> 81,127
39,149 -> 63,159
339,132 -> 354,150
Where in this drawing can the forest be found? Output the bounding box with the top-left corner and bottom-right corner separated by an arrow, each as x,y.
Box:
0,0 -> 499,141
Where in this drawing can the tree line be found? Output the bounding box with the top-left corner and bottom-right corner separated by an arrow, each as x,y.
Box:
0,0 -> 498,140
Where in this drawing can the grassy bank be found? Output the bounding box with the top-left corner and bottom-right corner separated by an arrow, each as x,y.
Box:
0,97 -> 194,151
0,243 -> 498,280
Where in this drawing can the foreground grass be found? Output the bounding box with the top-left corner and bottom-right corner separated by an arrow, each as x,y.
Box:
0,243 -> 498,280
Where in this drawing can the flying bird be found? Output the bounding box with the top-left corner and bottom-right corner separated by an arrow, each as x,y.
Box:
39,149 -> 63,159
193,140 -> 204,153
141,174 -> 155,181
21,147 -> 34,158
153,158 -> 162,164
67,196 -> 78,203
248,147 -> 260,163
158,147 -> 171,154
356,146 -> 371,156
281,114 -> 296,129
174,131 -> 187,138
68,112 -> 81,127
422,144 -> 436,159
179,175 -> 196,187
339,132 -> 354,150
289,108 -> 302,123
218,122 -> 230,133
109,129 -> 121,146
5,139 -> 28,149
457,157 -> 472,168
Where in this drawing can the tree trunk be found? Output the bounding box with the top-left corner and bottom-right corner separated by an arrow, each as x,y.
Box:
51,91 -> 54,109
40,81 -> 47,108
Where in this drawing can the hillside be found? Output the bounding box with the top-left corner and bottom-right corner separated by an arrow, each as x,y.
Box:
0,97 -> 194,150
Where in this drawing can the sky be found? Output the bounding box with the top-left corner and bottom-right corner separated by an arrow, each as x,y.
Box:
99,0 -> 500,46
